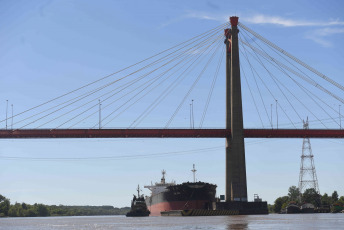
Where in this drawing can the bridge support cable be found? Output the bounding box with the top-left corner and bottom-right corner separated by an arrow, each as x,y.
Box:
241,24 -> 339,101
238,24 -> 344,106
3,23 -> 228,129
239,39 -> 298,128
294,84 -> 342,126
101,35 -> 225,128
43,28 -> 227,128
239,38 -> 342,128
58,33 -> 225,129
164,38 -> 224,128
64,53 -> 199,129
199,45 -> 225,128
129,36 -> 224,128
238,22 -> 344,93
99,36 -> 225,128
240,62 -> 265,128
0,22 -> 229,128
240,47 -> 297,128
237,38 -> 274,128
103,53 -> 211,128
240,32 -> 339,128
12,31 -> 223,128
239,33 -> 316,126
241,40 -> 339,128
239,29 -> 341,128
240,43 -> 328,128
239,43 -> 275,128
277,117 -> 343,129
10,24 -> 227,129
239,39 -> 344,105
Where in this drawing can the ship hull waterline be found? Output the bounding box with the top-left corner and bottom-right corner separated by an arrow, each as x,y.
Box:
147,200 -> 212,216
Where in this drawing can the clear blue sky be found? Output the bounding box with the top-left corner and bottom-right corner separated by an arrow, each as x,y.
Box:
0,0 -> 343,207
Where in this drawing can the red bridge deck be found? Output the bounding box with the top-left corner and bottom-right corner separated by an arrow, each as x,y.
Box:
0,129 -> 343,138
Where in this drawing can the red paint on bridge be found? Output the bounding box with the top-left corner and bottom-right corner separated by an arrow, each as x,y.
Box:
0,129 -> 343,138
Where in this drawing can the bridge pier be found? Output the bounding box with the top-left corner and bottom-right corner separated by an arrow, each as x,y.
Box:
225,16 -> 248,202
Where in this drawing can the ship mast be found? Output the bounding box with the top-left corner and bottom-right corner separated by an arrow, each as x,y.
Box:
137,184 -> 141,197
161,170 -> 166,184
191,164 -> 197,183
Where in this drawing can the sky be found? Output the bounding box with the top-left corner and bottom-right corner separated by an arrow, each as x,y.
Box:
0,0 -> 343,207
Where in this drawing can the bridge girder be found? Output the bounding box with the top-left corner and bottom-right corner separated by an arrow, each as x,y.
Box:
0,129 -> 343,139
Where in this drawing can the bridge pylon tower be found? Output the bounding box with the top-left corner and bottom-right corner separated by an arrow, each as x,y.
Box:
225,16 -> 248,202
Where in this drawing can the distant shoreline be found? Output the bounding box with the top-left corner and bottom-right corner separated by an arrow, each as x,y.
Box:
0,195 -> 130,218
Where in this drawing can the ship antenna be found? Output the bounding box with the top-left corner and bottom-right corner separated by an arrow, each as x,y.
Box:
137,184 -> 141,197
191,164 -> 197,183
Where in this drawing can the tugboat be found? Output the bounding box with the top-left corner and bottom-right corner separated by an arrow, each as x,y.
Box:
126,185 -> 150,217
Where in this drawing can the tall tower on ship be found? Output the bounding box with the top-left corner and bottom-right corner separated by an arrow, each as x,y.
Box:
298,118 -> 320,195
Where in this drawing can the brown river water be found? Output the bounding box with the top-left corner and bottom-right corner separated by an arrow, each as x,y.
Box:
0,214 -> 343,229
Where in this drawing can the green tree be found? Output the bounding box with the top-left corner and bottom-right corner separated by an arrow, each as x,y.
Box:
0,195 -> 11,217
288,186 -> 301,202
321,193 -> 332,206
35,203 -> 50,217
331,191 -> 339,202
8,206 -> 17,217
22,202 -> 28,210
273,196 -> 289,213
302,188 -> 321,207
281,201 -> 289,211
336,196 -> 344,206
8,202 -> 25,217
25,207 -> 38,217
339,196 -> 344,202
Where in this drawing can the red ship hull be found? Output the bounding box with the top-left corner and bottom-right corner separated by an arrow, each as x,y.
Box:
148,200 -> 211,216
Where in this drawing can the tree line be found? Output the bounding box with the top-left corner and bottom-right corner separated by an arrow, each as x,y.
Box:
0,194 -> 130,217
269,186 -> 344,213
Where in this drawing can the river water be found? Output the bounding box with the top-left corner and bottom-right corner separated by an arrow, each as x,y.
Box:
0,214 -> 343,229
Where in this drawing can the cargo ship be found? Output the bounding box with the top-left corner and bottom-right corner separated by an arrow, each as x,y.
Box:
144,166 -> 217,216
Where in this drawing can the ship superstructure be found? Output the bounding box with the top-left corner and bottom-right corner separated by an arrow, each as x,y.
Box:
144,170 -> 176,196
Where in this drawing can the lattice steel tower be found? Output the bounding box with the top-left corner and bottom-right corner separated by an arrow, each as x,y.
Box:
298,117 -> 320,194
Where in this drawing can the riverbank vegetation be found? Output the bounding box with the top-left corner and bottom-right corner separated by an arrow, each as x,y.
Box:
271,186 -> 344,213
0,194 -> 129,217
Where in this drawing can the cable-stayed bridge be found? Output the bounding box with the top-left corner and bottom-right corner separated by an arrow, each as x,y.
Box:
1,17 -> 343,202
